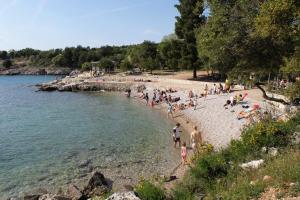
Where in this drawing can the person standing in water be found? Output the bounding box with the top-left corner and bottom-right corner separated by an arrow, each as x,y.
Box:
167,103 -> 173,118
145,93 -> 149,105
173,123 -> 181,148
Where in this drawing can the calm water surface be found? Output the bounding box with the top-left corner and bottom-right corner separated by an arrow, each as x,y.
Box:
0,76 -> 181,198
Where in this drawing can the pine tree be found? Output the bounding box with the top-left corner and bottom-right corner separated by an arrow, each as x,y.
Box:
175,0 -> 205,78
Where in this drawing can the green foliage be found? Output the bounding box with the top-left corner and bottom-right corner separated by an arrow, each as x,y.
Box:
173,113 -> 300,199
2,59 -> 12,68
172,185 -> 195,200
192,153 -> 229,182
284,81 -> 300,102
99,57 -> 114,72
158,39 -> 184,71
120,59 -> 133,71
81,62 -> 92,71
0,51 -> 8,59
135,180 -> 165,200
175,0 -> 206,78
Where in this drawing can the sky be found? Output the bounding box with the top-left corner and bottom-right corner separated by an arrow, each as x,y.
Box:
0,0 -> 180,50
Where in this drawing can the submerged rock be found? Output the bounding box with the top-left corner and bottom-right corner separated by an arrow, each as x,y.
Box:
78,159 -> 92,168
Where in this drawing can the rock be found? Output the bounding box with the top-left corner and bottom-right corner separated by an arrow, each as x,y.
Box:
268,147 -> 278,157
69,70 -> 81,77
250,180 -> 257,185
83,171 -> 109,197
289,182 -> 296,187
52,195 -> 72,200
37,194 -> 72,200
39,84 -> 58,91
123,185 -> 134,191
24,188 -> 48,200
261,147 -> 267,153
263,175 -> 272,182
78,159 -> 92,168
292,131 -> 300,144
106,191 -> 141,200
67,184 -> 83,200
24,195 -> 41,200
240,159 -> 264,170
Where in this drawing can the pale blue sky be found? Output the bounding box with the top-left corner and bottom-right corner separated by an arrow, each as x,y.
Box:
0,0 -> 180,50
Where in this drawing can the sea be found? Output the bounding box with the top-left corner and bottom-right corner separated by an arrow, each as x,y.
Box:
0,76 -> 181,198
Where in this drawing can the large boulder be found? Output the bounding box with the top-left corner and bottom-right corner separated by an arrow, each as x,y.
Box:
83,171 -> 109,197
240,159 -> 264,170
66,184 -> 83,200
106,191 -> 140,200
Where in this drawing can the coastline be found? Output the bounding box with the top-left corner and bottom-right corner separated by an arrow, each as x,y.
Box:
14,73 -> 267,199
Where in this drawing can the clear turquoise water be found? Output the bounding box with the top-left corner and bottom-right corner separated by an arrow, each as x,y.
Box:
0,76 -> 180,198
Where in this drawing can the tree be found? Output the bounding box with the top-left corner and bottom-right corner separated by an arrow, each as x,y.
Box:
99,57 -> 114,73
254,0 -> 300,74
120,59 -> 133,72
175,0 -> 206,78
3,59 -> 12,68
158,38 -> 184,70
0,51 -> 8,60
81,62 -> 92,71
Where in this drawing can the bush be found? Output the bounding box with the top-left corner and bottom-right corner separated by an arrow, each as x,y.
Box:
172,185 -> 195,200
191,153 -> 229,183
240,119 -> 295,149
3,59 -> 12,68
135,180 -> 165,200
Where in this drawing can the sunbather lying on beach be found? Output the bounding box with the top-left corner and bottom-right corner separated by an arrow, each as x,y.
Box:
237,104 -> 260,120
166,88 -> 177,93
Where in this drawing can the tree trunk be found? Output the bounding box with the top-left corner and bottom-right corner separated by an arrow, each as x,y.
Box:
193,67 -> 197,79
255,83 -> 289,105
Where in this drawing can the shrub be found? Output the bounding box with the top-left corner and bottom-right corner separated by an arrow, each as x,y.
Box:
241,119 -> 295,149
172,185 -> 195,200
191,153 -> 229,183
135,180 -> 165,200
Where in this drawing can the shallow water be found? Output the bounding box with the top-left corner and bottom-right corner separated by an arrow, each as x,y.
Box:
0,76 -> 181,198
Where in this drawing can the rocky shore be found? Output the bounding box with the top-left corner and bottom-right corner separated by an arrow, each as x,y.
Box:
0,67 -> 72,75
18,171 -> 141,200
36,73 -> 147,92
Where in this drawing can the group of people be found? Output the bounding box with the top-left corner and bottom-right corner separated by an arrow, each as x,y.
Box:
139,89 -> 179,107
172,123 -> 202,165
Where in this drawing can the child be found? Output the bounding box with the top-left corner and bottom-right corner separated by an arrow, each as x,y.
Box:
181,142 -> 187,164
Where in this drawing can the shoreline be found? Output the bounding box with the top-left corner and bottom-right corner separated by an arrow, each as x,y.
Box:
10,73 -> 268,199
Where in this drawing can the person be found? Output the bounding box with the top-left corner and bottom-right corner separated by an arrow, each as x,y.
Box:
193,97 -> 198,110
151,97 -> 155,107
167,103 -> 173,118
145,93 -> 149,105
181,142 -> 187,164
173,123 -> 181,148
204,84 -> 208,99
188,90 -> 194,98
218,83 -> 223,94
213,83 -> 217,95
190,126 -> 201,150
126,89 -> 131,97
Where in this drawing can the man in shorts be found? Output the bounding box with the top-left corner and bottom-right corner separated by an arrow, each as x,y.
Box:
173,123 -> 181,148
